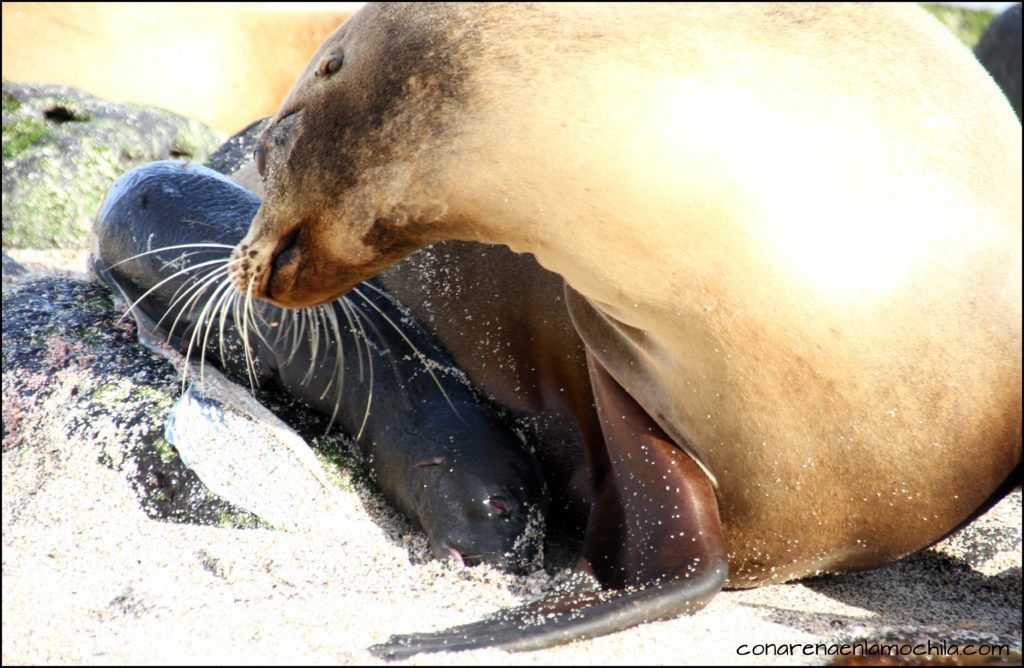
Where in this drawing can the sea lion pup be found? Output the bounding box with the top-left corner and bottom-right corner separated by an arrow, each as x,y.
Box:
91,161 -> 548,572
231,3 -> 1022,655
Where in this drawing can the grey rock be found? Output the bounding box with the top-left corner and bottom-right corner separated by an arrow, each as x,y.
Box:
2,82 -> 223,250
2,277 -> 259,528
1,250 -> 28,291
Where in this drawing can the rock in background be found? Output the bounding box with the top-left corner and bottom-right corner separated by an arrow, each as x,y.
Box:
2,277 -> 260,528
2,82 -> 222,250
1,250 -> 28,290
922,3 -> 997,48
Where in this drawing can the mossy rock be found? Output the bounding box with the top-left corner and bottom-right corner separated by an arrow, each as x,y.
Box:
1,82 -> 223,251
1,277 -> 257,527
922,3 -> 997,49
2,277 -> 370,530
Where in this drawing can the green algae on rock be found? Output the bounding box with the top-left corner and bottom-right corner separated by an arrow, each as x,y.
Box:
1,82 -> 223,251
1,277 -> 258,527
922,3 -> 996,49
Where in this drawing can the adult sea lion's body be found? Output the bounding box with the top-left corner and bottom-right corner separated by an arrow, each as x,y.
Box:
91,161 -> 548,571
231,2 -> 1022,654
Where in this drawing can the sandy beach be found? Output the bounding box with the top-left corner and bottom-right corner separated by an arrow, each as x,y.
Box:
3,252 -> 1020,664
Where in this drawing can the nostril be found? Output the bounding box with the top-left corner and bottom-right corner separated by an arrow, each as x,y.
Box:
254,145 -> 266,176
272,229 -> 300,277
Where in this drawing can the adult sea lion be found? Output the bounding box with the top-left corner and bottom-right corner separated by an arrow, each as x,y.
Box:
91,160 -> 548,571
231,2 -> 1022,655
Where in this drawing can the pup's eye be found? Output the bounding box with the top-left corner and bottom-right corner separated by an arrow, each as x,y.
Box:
254,145 -> 266,177
316,54 -> 344,78
487,496 -> 511,518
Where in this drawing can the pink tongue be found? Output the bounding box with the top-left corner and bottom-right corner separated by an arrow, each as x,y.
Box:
449,547 -> 464,565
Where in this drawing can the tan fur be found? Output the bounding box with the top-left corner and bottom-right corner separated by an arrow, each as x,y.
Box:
234,3 -> 1022,586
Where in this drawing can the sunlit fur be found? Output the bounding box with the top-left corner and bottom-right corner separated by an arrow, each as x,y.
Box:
229,2 -> 1021,586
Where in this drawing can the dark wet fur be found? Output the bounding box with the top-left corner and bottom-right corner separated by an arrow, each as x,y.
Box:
92,161 -> 548,572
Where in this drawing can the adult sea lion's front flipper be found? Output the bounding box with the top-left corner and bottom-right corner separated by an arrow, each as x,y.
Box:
371,353 -> 726,658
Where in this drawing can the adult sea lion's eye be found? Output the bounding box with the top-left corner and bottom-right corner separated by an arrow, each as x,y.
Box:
316,54 -> 344,78
254,145 -> 266,177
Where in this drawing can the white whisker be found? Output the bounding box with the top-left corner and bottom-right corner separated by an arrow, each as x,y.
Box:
352,285 -> 462,421
117,257 -> 230,325
180,268 -> 239,393
339,299 -> 376,441
216,279 -> 238,366
162,263 -> 234,346
105,242 -> 235,271
338,297 -> 366,383
238,275 -> 260,394
195,277 -> 240,391
318,304 -> 348,435
301,307 -> 322,385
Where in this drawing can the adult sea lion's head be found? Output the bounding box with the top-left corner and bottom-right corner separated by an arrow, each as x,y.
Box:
231,3 -> 484,308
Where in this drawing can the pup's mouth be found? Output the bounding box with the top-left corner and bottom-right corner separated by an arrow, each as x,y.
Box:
449,547 -> 484,567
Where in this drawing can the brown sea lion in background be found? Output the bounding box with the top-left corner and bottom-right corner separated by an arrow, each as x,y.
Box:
1,3 -> 354,134
230,2 -> 1021,655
